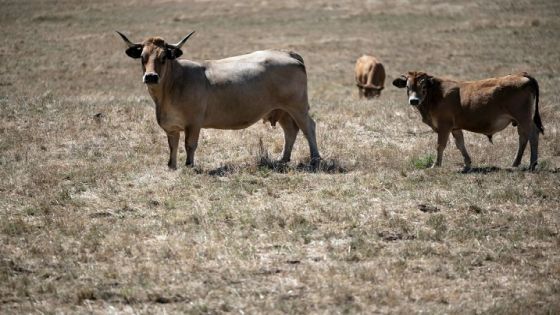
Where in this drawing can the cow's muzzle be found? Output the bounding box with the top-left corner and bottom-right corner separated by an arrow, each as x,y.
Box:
143,72 -> 159,85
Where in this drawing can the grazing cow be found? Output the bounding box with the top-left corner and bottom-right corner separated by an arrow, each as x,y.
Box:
355,55 -> 385,99
392,72 -> 544,170
117,31 -> 320,169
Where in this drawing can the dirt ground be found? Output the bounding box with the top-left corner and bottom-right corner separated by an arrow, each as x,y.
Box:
1,0 -> 559,313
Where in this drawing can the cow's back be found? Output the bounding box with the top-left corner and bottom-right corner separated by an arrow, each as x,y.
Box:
355,55 -> 384,87
450,74 -> 534,133
459,75 -> 532,110
355,55 -> 373,83
205,51 -> 304,82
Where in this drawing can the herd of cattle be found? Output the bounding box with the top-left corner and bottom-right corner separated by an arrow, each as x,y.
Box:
117,32 -> 544,171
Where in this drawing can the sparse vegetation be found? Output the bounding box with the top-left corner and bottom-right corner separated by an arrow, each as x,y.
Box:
1,0 -> 559,313
411,154 -> 435,169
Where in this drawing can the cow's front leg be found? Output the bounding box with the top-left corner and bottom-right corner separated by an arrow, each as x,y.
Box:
451,129 -> 472,170
167,131 -> 180,170
433,129 -> 451,168
185,126 -> 201,167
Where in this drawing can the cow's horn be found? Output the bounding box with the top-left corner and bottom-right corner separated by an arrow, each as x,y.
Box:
116,31 -> 138,47
171,31 -> 196,49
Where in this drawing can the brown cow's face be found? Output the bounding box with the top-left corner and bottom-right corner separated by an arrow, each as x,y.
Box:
117,32 -> 195,85
392,72 -> 432,106
363,87 -> 383,99
356,83 -> 383,99
137,38 -> 182,85
126,38 -> 182,85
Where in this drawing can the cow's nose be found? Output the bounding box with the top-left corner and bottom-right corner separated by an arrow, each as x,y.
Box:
409,98 -> 419,106
143,72 -> 159,84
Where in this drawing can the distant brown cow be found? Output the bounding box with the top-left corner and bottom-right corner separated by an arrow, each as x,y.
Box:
393,72 -> 544,170
355,55 -> 385,99
117,31 -> 320,169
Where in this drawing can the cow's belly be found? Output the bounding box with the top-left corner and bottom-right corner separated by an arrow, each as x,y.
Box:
204,116 -> 264,130
203,105 -> 273,130
461,115 -> 512,134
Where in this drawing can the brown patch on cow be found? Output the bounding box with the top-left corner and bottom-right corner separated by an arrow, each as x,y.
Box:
143,37 -> 167,47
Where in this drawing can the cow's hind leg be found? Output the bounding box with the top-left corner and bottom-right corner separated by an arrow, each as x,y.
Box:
528,124 -> 539,170
277,111 -> 300,163
286,109 -> 321,167
185,126 -> 201,167
167,131 -> 180,170
452,130 -> 472,170
513,124 -> 530,168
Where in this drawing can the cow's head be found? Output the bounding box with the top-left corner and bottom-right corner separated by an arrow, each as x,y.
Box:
357,83 -> 383,99
392,72 -> 434,106
117,31 -> 195,85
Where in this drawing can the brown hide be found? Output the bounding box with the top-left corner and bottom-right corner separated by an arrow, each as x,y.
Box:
355,55 -> 385,99
393,72 -> 543,170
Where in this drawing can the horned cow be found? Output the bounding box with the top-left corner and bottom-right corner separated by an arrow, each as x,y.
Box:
117,31 -> 320,169
393,72 -> 544,170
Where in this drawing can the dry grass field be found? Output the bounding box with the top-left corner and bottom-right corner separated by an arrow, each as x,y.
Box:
1,0 -> 560,313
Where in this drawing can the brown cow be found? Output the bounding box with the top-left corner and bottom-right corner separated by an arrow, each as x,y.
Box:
355,55 -> 385,99
392,72 -> 544,170
117,32 -> 320,169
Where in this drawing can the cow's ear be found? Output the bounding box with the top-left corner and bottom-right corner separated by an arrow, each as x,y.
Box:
427,77 -> 435,86
392,76 -> 407,88
166,47 -> 183,60
125,45 -> 142,59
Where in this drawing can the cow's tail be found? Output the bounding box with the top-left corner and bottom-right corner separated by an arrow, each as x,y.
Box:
523,73 -> 544,134
287,51 -> 306,74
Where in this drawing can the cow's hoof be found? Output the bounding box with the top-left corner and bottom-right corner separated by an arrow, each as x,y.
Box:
529,162 -> 538,172
461,166 -> 472,173
310,157 -> 321,171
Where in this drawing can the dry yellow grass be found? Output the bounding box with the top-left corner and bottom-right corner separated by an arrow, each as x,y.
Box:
1,0 -> 559,313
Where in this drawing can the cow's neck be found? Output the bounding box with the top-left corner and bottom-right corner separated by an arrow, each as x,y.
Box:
417,78 -> 444,130
416,103 -> 432,127
145,61 -> 177,124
